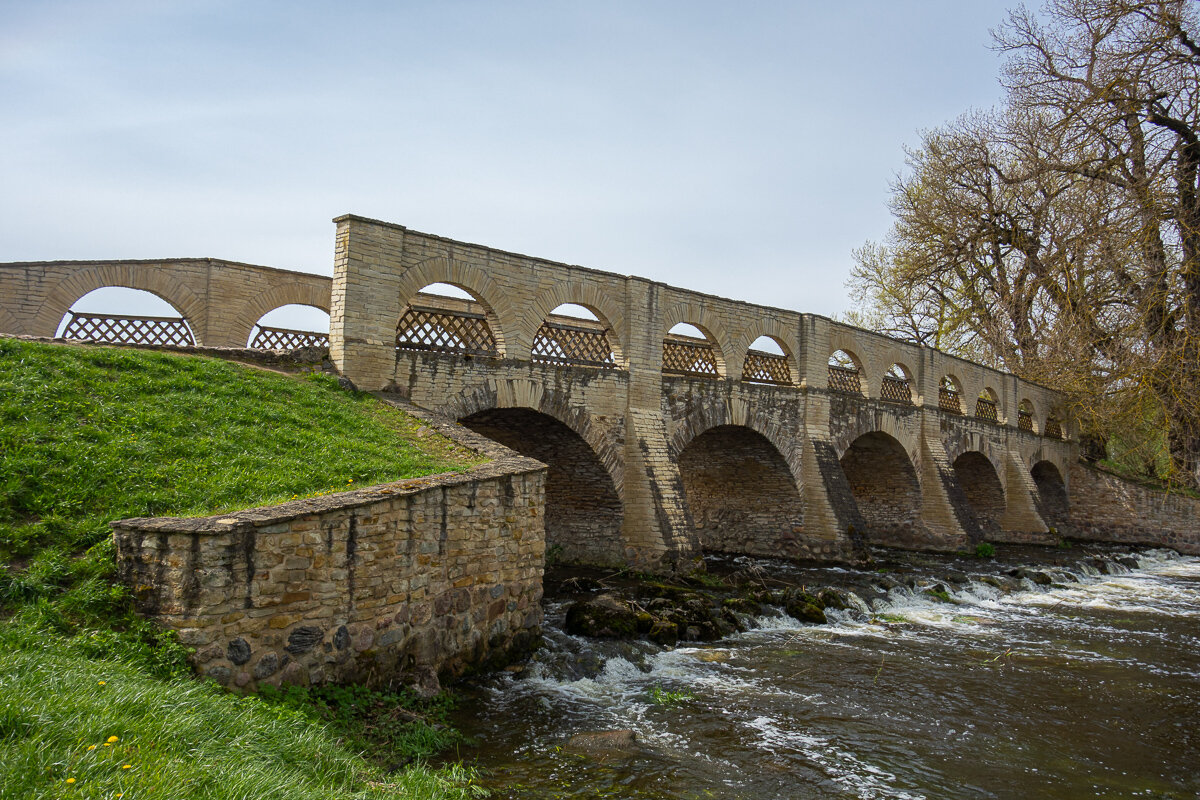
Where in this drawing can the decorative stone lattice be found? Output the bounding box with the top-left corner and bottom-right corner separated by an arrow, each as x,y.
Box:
663,335 -> 719,377
396,304 -> 498,357
881,375 -> 913,404
975,397 -> 999,422
742,351 -> 791,384
939,386 -> 963,414
1018,410 -> 1034,432
531,316 -> 615,368
250,326 -> 329,350
1045,418 -> 1064,439
61,312 -> 195,347
828,364 -> 862,395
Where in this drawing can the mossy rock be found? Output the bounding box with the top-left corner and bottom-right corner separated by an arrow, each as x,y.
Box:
564,595 -> 642,639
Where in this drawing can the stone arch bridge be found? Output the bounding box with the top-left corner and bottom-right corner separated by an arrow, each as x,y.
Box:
0,215 -> 1077,571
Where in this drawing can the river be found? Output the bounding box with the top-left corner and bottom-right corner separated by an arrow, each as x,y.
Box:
448,547 -> 1200,799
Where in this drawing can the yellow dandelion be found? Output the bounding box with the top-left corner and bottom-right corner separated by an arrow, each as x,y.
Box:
107,735 -> 119,743
87,745 -> 96,751
66,777 -> 76,784
98,681 -> 106,686
122,764 -> 131,770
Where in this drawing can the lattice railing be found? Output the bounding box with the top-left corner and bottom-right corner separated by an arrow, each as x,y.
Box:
742,351 -> 791,384
60,312 -> 195,347
663,336 -> 719,377
828,364 -> 862,394
1045,418 -> 1064,439
975,397 -> 999,422
250,326 -> 329,350
939,386 -> 963,414
532,318 -> 614,367
1018,410 -> 1034,432
396,304 -> 498,357
881,375 -> 913,404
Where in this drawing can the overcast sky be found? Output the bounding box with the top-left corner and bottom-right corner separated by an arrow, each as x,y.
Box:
2,0 -> 1016,322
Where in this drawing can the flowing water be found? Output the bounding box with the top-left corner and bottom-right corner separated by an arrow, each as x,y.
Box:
449,548 -> 1200,799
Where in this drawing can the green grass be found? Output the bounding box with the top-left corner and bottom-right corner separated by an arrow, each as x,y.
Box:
0,644 -> 485,799
0,339 -> 491,799
0,338 -> 481,563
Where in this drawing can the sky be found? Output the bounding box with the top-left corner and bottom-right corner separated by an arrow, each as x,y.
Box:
2,0 -> 1017,328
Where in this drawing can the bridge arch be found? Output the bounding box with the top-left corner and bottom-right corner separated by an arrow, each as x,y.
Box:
1018,398 -> 1039,433
839,430 -> 923,547
676,423 -> 805,557
446,382 -> 624,568
228,283 -> 331,348
668,401 -> 803,484
527,284 -> 627,367
828,348 -> 866,396
939,373 -> 965,414
880,362 -> 916,404
438,379 -> 624,498
975,386 -> 1002,422
738,330 -> 799,386
952,450 -> 1006,535
661,301 -> 732,377
34,264 -> 207,343
1031,460 -> 1070,531
394,257 -> 518,356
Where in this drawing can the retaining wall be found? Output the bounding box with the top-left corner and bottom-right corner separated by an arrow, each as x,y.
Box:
113,401 -> 547,693
1068,463 -> 1200,555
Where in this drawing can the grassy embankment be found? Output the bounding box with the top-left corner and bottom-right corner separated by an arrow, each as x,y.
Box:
0,338 -> 490,799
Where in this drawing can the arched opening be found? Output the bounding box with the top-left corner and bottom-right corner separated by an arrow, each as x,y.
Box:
1018,399 -> 1037,433
828,349 -> 864,395
677,425 -> 804,557
459,408 -> 623,567
1044,414 -> 1065,440
840,432 -> 921,547
247,304 -> 330,350
532,303 -> 617,368
1031,461 -> 1070,531
742,335 -> 792,385
663,322 -> 721,378
939,375 -> 964,414
975,387 -> 1000,422
952,451 -> 1005,535
397,282 -> 502,357
56,287 -> 195,346
881,363 -> 914,404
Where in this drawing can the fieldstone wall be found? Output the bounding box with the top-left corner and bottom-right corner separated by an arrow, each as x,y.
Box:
1068,463 -> 1200,555
113,405 -> 547,693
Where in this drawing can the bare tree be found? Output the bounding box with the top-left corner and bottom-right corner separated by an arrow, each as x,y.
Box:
850,0 -> 1200,485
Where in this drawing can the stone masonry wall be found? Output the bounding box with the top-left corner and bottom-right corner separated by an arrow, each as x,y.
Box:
1068,463 -> 1200,555
677,425 -> 809,560
113,405 -> 547,693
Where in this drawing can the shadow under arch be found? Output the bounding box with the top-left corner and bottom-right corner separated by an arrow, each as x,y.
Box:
36,264 -> 207,343
1031,460 -> 1070,533
839,430 -> 923,548
952,451 -> 1005,536
438,379 -> 624,499
676,423 -> 807,560
456,401 -> 625,568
